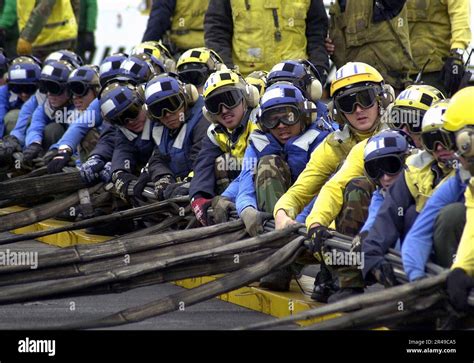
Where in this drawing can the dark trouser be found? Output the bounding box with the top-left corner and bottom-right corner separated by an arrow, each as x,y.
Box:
32,40 -> 76,62
43,123 -> 67,150
78,128 -> 100,163
409,71 -> 447,97
3,109 -> 20,135
433,202 -> 466,268
214,153 -> 242,195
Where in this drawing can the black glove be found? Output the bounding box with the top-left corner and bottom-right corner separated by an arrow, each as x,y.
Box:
47,149 -> 72,174
211,196 -> 236,224
132,170 -> 151,201
163,181 -> 190,200
33,148 -> 58,167
442,50 -> 465,96
22,143 -> 43,165
307,225 -> 332,263
153,174 -> 176,200
446,268 -> 474,312
83,31 -> 95,52
371,261 -> 398,287
240,207 -> 272,237
0,135 -> 22,166
112,171 -> 138,201
80,155 -> 106,184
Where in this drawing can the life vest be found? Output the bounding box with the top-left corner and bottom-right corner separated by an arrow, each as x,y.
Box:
229,0 -> 310,75
152,99 -> 204,178
17,0 -> 77,47
406,0 -> 451,74
329,0 -> 412,88
249,122 -> 327,182
169,0 -> 208,50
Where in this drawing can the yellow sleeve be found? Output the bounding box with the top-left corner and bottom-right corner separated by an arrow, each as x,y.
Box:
273,138 -> 344,219
306,139 -> 367,229
452,180 -> 474,277
447,0 -> 472,50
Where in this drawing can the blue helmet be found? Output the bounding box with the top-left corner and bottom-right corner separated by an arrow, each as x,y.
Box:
7,57 -> 42,95
39,60 -> 75,95
267,59 -> 322,101
99,53 -> 128,86
364,130 -> 411,183
44,50 -> 83,68
257,82 -> 311,131
144,73 -> 198,120
118,54 -> 164,85
68,65 -> 100,96
99,81 -> 144,126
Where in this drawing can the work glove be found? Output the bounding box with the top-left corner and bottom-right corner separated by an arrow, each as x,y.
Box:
82,31 -> 95,52
99,162 -> 112,183
112,171 -> 137,201
0,135 -> 22,165
307,225 -> 332,263
153,174 -> 175,200
371,261 -> 398,288
132,169 -> 152,201
33,148 -> 58,167
79,155 -> 106,184
47,149 -> 72,174
211,196 -> 236,224
22,143 -> 43,166
163,180 -> 190,200
191,196 -> 212,226
441,50 -> 465,96
17,38 -> 32,55
446,268 -> 474,312
240,207 -> 272,237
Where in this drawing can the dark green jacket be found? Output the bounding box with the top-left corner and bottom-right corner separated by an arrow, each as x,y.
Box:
79,0 -> 97,33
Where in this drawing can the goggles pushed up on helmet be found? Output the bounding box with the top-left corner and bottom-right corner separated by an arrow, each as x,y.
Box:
205,89 -> 243,114
260,105 -> 301,129
8,83 -> 38,95
364,155 -> 405,180
390,107 -> 425,134
40,80 -> 68,96
106,101 -> 142,126
421,129 -> 456,152
335,86 -> 378,114
68,81 -> 93,97
148,93 -> 185,119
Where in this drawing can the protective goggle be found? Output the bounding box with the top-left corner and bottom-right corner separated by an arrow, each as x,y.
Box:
364,155 -> 405,180
205,89 -> 243,114
68,81 -> 93,97
260,105 -> 301,129
147,93 -> 185,119
390,108 -> 425,134
421,129 -> 456,152
335,87 -> 378,114
178,66 -> 209,87
8,83 -> 38,95
105,101 -> 142,126
39,80 -> 68,96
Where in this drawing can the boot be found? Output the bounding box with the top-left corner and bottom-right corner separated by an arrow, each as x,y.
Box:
259,266 -> 293,291
327,287 -> 364,303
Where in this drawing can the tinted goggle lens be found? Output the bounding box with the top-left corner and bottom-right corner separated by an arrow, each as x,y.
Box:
179,69 -> 208,87
336,88 -> 377,114
390,108 -> 424,134
69,81 -> 91,96
205,89 -> 243,114
365,155 -> 404,180
8,83 -> 38,95
148,94 -> 185,119
260,106 -> 301,129
107,102 -> 142,126
40,80 -> 67,95
421,129 -> 455,152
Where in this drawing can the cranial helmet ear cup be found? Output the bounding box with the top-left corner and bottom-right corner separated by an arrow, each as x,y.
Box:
380,84 -> 395,109
202,105 -> 216,123
215,62 -> 228,72
302,100 -> 317,127
328,100 -> 344,126
137,84 -> 146,103
243,83 -> 260,108
164,59 -> 177,73
307,78 -> 323,101
456,128 -> 474,158
183,83 -> 199,106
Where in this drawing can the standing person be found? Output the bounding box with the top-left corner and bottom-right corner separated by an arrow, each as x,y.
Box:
205,0 -> 329,80
326,0 -> 412,91
16,0 -> 78,60
76,0 -> 97,64
406,0 -> 471,97
0,0 -> 18,57
142,0 -> 209,56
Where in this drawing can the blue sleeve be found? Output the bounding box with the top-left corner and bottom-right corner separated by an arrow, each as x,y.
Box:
402,175 -> 465,281
0,86 -> 10,137
10,96 -> 39,146
90,123 -> 116,161
221,176 -> 239,202
25,104 -> 48,146
235,146 -> 259,215
296,196 -> 317,223
142,0 -> 176,42
111,130 -> 137,174
50,99 -> 102,151
362,172 -> 415,278
360,189 -> 384,233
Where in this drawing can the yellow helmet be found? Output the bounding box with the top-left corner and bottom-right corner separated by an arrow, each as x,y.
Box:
421,99 -> 450,133
177,47 -> 224,72
131,42 -> 163,61
245,70 -> 268,97
330,62 -> 384,96
394,84 -> 445,112
442,87 -> 474,132
203,70 -> 243,98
